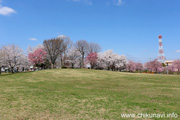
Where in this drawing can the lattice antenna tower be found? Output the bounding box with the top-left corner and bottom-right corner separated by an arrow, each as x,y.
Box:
158,35 -> 166,63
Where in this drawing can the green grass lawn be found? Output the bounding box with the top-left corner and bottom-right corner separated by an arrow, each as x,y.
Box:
0,69 -> 180,120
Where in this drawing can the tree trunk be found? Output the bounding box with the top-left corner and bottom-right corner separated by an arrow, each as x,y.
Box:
61,56 -> 63,67
51,63 -> 54,69
63,52 -> 66,66
90,63 -> 93,69
72,63 -> 74,69
11,67 -> 14,73
81,55 -> 84,68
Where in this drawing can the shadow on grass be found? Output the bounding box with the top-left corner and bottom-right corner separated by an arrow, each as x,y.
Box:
0,71 -> 34,77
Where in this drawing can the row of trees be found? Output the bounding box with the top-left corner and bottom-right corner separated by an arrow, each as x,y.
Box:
0,35 -> 180,74
126,59 -> 180,74
27,37 -> 180,74
42,36 -> 101,69
0,36 -> 103,73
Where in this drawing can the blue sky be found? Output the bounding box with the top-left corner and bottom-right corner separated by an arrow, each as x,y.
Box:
0,0 -> 180,62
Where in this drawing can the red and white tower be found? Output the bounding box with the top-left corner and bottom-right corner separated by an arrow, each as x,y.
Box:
158,35 -> 166,63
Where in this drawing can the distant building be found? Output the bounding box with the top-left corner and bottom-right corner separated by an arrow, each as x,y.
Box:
165,60 -> 174,66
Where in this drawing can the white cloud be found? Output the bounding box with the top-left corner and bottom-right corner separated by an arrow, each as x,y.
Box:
176,50 -> 180,53
29,38 -> 38,41
0,6 -> 16,16
0,1 -> 16,16
58,35 -> 67,38
68,0 -> 126,6
115,0 -> 124,6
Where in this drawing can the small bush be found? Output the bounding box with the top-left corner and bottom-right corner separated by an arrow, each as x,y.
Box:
62,66 -> 67,69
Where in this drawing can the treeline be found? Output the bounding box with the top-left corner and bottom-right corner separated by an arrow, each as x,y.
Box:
0,36 -> 103,73
0,35 -> 180,74
127,59 -> 180,74
27,36 -> 127,71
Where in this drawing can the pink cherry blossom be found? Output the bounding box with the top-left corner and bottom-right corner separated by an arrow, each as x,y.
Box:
28,48 -> 46,65
144,59 -> 163,73
85,52 -> 98,69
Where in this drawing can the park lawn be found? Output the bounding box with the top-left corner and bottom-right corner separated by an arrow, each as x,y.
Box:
0,69 -> 180,120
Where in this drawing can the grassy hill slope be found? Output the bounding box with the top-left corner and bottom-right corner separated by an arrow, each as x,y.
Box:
0,69 -> 180,120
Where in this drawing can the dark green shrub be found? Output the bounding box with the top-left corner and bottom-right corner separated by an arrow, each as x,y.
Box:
62,66 -> 67,69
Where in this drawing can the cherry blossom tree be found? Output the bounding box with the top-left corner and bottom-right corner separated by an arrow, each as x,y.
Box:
126,60 -> 136,72
172,60 -> 180,74
28,48 -> 46,66
97,50 -> 126,71
85,52 -> 98,69
135,62 -> 143,72
20,55 -> 31,72
66,47 -> 81,68
96,52 -> 105,69
0,48 -> 5,74
97,50 -> 115,70
2,45 -> 26,73
126,61 -> 143,72
167,65 -> 176,74
114,55 -> 127,71
144,59 -> 163,73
